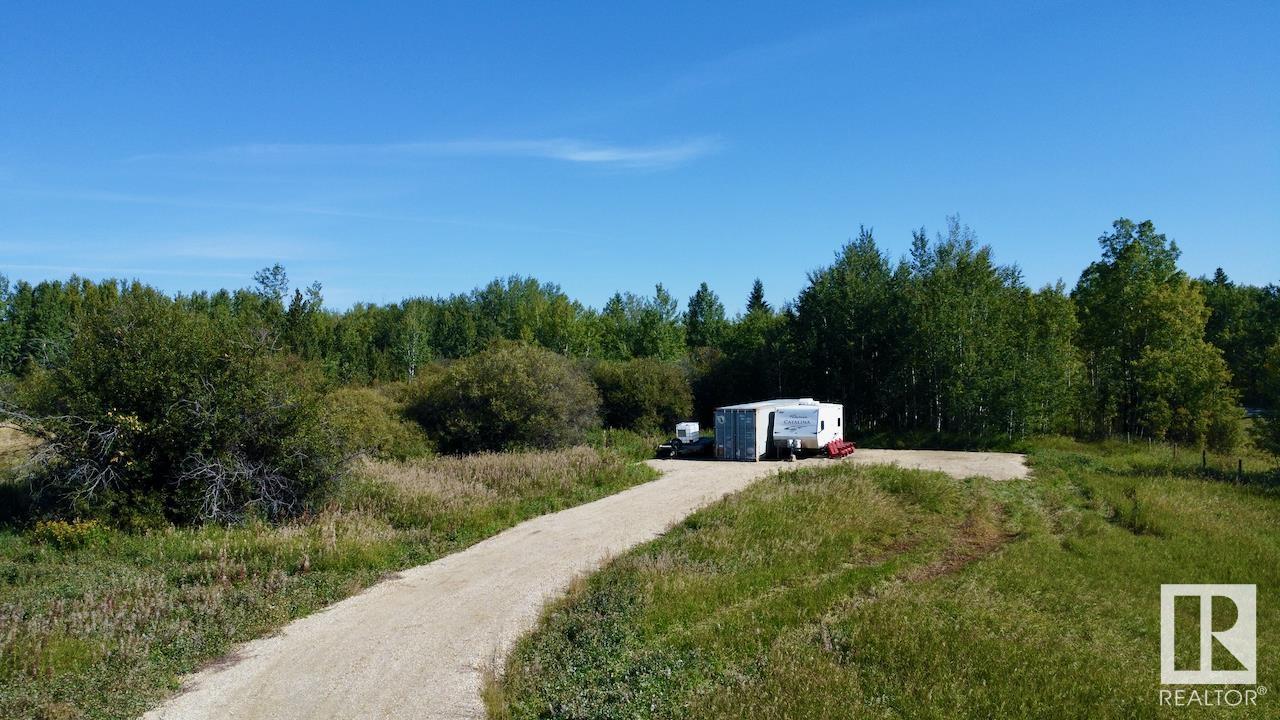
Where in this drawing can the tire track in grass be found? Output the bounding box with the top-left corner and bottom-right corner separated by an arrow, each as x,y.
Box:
492,464 -> 1019,720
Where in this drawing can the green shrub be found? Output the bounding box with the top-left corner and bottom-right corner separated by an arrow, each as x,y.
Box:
590,357 -> 693,432
27,519 -> 106,550
1206,403 -> 1244,452
1,288 -> 344,524
411,342 -> 600,453
323,386 -> 431,460
584,427 -> 664,462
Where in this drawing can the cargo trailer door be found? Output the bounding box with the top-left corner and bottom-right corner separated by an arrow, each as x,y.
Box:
714,410 -> 731,459
735,409 -> 757,460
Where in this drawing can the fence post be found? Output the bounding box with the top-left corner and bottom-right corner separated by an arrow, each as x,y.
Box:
1237,459 -> 1243,482
1202,448 -> 1206,470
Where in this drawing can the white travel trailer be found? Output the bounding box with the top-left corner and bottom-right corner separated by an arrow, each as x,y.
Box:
714,398 -> 841,461
772,401 -> 844,457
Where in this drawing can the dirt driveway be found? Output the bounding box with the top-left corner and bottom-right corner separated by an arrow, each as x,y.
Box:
143,450 -> 1027,720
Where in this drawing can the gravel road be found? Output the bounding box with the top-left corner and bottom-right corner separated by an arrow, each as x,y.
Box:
143,450 -> 1027,720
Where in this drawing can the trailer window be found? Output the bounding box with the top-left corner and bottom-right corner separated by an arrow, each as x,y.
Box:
838,417 -> 842,427
820,420 -> 825,430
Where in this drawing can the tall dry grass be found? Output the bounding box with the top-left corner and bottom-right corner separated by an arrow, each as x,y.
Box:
0,425 -> 36,471
361,446 -> 618,508
0,445 -> 655,719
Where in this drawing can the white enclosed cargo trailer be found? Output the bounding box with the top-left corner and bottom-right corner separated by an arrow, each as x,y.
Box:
714,399 -> 834,461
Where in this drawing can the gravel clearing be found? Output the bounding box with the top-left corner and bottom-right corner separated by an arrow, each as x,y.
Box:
143,450 -> 1027,720
836,448 -> 1030,481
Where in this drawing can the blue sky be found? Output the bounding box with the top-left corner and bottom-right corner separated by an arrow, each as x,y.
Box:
2,0 -> 1277,311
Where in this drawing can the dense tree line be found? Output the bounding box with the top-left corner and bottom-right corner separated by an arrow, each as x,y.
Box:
3,217 -> 1277,454
786,222 -> 1082,439
1198,268 -> 1280,408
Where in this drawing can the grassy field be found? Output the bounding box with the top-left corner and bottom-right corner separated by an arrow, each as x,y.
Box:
490,439 -> 1280,719
0,444 -> 656,720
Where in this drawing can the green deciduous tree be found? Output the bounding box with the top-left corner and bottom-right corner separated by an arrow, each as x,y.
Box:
0,274 -> 19,376
684,282 -> 727,350
1074,219 -> 1240,447
1251,338 -> 1280,454
717,303 -> 790,405
472,276 -> 591,355
791,227 -> 905,431
1199,269 -> 1280,408
1,217 -> 1261,457
898,220 -> 1039,436
1017,283 -> 1085,435
789,220 -> 1083,440
597,285 -> 686,361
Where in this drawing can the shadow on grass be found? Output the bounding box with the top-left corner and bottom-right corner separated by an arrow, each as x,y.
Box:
852,430 -> 1032,453
1131,462 -> 1279,489
1036,440 -> 1279,491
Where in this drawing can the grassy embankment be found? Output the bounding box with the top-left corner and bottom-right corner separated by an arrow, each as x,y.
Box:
0,429 -> 658,720
490,438 -> 1279,719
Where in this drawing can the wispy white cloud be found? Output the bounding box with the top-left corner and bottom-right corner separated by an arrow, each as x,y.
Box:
4,186 -> 603,238
133,137 -> 720,169
421,138 -> 720,168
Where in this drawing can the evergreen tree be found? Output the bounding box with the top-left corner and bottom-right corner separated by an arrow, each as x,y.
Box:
746,278 -> 770,314
284,282 -> 327,360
